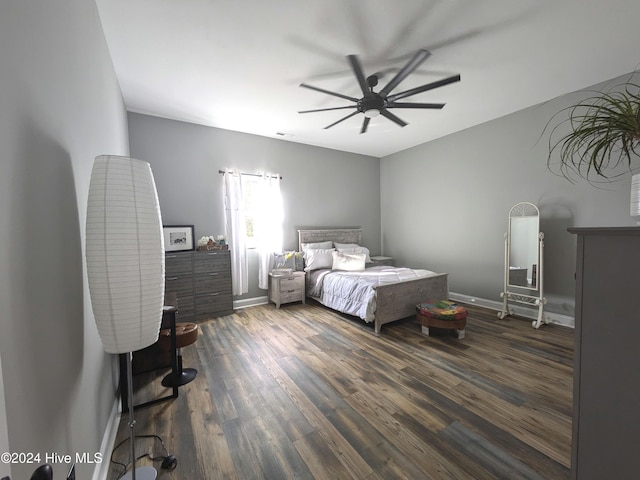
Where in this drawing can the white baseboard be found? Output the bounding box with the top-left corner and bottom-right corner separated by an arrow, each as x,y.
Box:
92,393 -> 121,480
449,291 -> 574,328
233,296 -> 269,309
232,293 -> 575,328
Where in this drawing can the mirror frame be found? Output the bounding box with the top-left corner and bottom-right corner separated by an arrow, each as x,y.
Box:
507,202 -> 540,291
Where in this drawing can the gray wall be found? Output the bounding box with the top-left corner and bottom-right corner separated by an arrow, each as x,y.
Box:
381,75 -> 636,318
128,112 -> 381,300
0,0 -> 128,478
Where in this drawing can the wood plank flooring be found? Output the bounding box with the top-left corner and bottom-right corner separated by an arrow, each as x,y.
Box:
107,302 -> 573,480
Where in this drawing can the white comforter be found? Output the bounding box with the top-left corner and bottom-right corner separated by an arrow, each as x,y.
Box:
308,266 -> 438,322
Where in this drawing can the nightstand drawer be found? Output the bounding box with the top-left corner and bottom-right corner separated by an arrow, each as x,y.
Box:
279,276 -> 304,291
280,291 -> 304,304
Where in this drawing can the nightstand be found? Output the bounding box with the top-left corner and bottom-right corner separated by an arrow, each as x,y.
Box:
369,256 -> 394,267
268,271 -> 306,308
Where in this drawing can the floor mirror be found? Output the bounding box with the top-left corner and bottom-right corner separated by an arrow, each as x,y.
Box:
498,202 -> 547,328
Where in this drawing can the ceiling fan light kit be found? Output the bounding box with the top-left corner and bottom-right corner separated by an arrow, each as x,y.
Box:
299,48 -> 460,134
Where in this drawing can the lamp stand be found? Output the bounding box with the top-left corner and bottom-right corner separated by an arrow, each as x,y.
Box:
121,352 -> 157,480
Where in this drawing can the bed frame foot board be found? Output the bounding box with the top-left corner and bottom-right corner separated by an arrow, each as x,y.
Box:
373,273 -> 449,334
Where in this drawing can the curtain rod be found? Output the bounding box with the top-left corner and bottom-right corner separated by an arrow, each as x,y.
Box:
218,170 -> 282,180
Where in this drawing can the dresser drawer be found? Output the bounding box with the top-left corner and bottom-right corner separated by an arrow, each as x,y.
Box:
195,292 -> 233,320
194,272 -> 232,294
193,251 -> 231,274
165,252 -> 193,275
165,273 -> 193,298
176,295 -> 194,322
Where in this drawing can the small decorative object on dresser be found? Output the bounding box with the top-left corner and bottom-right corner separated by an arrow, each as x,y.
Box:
269,271 -> 305,309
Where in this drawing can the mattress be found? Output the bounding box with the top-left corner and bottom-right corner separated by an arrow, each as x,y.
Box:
306,266 -> 438,322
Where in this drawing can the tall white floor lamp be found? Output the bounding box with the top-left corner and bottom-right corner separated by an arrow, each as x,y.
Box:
86,155 -> 165,480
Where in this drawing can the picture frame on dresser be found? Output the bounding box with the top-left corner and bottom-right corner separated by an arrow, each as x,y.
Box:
163,225 -> 194,252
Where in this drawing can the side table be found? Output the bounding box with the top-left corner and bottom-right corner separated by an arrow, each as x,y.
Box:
369,256 -> 394,267
268,271 -> 306,308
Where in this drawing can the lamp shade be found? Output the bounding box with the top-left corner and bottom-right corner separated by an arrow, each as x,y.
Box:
86,155 -> 165,354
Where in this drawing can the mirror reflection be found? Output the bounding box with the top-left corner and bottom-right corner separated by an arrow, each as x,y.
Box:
508,215 -> 539,290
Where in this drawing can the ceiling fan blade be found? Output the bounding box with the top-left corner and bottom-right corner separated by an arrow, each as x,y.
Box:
324,111 -> 359,129
386,102 -> 445,109
386,74 -> 461,102
361,117 -> 370,134
299,105 -> 358,113
378,49 -> 431,97
347,54 -> 370,96
300,83 -> 359,102
380,109 -> 407,128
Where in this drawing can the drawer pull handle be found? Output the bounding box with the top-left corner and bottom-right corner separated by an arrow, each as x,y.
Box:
209,292 -> 220,296
287,290 -> 295,293
209,273 -> 219,276
167,277 -> 179,281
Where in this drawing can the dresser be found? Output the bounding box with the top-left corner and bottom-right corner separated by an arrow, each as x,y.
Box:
268,271 -> 305,308
568,227 -> 640,480
165,250 -> 233,322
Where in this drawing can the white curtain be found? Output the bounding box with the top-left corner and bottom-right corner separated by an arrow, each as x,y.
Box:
254,174 -> 283,290
223,170 -> 248,295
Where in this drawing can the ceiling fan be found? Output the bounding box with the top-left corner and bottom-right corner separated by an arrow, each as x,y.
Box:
299,49 -> 460,134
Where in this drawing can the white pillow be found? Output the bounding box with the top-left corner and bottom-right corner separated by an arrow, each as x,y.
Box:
332,251 -> 366,271
333,243 -> 360,249
301,241 -> 333,252
334,243 -> 372,263
304,248 -> 335,271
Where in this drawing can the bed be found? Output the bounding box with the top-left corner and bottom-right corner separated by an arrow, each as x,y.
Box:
298,228 -> 449,333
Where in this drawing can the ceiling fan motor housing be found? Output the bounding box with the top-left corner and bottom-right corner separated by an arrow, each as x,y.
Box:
358,93 -> 385,114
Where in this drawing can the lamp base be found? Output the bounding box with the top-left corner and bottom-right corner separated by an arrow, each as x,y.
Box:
161,368 -> 197,387
120,466 -> 157,480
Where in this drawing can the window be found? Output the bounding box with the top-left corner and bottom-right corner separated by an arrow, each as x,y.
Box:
241,175 -> 259,248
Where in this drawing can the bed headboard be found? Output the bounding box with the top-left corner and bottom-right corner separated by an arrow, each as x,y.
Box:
298,228 -> 362,250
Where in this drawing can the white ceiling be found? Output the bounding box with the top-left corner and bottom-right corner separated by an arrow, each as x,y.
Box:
95,0 -> 640,158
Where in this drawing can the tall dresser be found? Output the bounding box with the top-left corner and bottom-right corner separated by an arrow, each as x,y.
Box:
165,250 -> 233,322
568,227 -> 640,480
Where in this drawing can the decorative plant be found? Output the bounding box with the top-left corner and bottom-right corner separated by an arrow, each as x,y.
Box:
546,76 -> 640,182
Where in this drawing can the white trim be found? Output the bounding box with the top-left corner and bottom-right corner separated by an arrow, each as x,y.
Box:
232,292 -> 576,327
91,393 -> 121,480
233,296 -> 269,310
449,291 -> 574,328
0,353 -> 11,480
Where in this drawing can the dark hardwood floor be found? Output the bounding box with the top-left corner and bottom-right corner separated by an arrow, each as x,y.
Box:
107,302 -> 573,480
